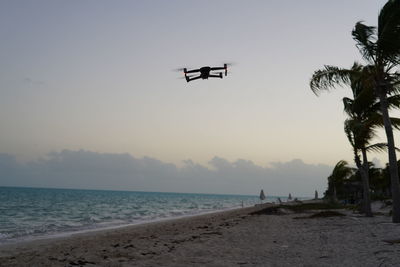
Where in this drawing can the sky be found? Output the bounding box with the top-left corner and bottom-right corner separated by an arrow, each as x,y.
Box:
0,0 -> 395,196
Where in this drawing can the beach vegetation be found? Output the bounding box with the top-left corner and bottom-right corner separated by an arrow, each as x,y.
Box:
323,160 -> 400,205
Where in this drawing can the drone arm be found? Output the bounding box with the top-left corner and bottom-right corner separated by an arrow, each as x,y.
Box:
208,73 -> 223,79
210,67 -> 224,71
186,69 -> 200,74
187,75 -> 202,82
211,64 -> 228,76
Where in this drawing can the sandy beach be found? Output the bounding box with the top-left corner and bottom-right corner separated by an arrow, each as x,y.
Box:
1,202 -> 400,267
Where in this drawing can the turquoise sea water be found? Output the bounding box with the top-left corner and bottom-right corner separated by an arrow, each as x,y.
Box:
0,187 -> 283,244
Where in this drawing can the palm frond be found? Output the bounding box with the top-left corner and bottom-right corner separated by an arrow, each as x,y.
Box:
386,95 -> 400,110
366,143 -> 388,153
310,66 -> 352,95
377,0 -> 400,61
390,117 -> 400,130
331,160 -> 354,181
366,142 -> 400,153
342,97 -> 354,115
378,0 -> 399,30
343,64 -> 377,116
344,120 -> 356,149
388,73 -> 400,95
352,22 -> 377,62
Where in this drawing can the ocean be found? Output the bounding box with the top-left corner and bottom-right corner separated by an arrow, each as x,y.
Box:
0,187 -> 284,245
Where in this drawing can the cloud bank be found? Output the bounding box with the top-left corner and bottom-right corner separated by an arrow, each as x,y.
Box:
0,150 -> 331,197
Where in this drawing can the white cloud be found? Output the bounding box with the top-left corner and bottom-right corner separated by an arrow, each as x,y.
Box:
371,157 -> 382,168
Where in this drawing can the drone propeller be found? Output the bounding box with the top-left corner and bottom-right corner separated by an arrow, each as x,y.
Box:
222,62 -> 234,76
173,68 -> 188,75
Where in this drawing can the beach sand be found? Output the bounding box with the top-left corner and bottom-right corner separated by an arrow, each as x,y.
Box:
1,202 -> 400,266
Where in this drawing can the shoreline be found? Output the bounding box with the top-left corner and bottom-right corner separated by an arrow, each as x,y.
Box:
0,202 -> 275,248
0,202 -> 266,247
2,187 -> 288,247
2,201 -> 400,266
0,203 -> 274,257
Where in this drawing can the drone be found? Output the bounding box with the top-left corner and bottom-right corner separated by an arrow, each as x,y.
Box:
179,64 -> 230,83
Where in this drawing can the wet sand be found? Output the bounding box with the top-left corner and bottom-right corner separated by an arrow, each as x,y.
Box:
1,202 -> 400,266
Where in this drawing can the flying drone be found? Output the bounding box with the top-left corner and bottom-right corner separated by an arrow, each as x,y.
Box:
179,64 -> 230,83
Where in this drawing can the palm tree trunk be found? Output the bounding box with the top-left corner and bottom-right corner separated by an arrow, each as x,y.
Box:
361,148 -> 372,217
354,150 -> 372,216
378,89 -> 400,223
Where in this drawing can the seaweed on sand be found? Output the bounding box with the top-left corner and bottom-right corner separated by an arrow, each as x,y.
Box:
250,202 -> 344,216
293,211 -> 346,219
279,202 -> 344,212
249,206 -> 281,216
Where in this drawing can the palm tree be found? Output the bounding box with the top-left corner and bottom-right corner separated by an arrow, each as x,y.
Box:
345,64 -> 400,215
313,64 -> 388,215
344,66 -> 377,216
312,64 -> 400,216
352,0 -> 400,222
344,119 -> 387,216
312,0 -> 400,222
327,160 -> 353,201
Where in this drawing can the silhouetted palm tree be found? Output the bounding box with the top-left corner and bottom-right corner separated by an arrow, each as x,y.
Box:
346,64 -> 400,215
312,64 -> 397,216
352,0 -> 400,222
344,118 -> 389,216
327,160 -> 354,201
311,0 -> 400,222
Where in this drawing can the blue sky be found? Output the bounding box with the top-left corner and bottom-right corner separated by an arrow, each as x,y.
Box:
0,0 -> 393,195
